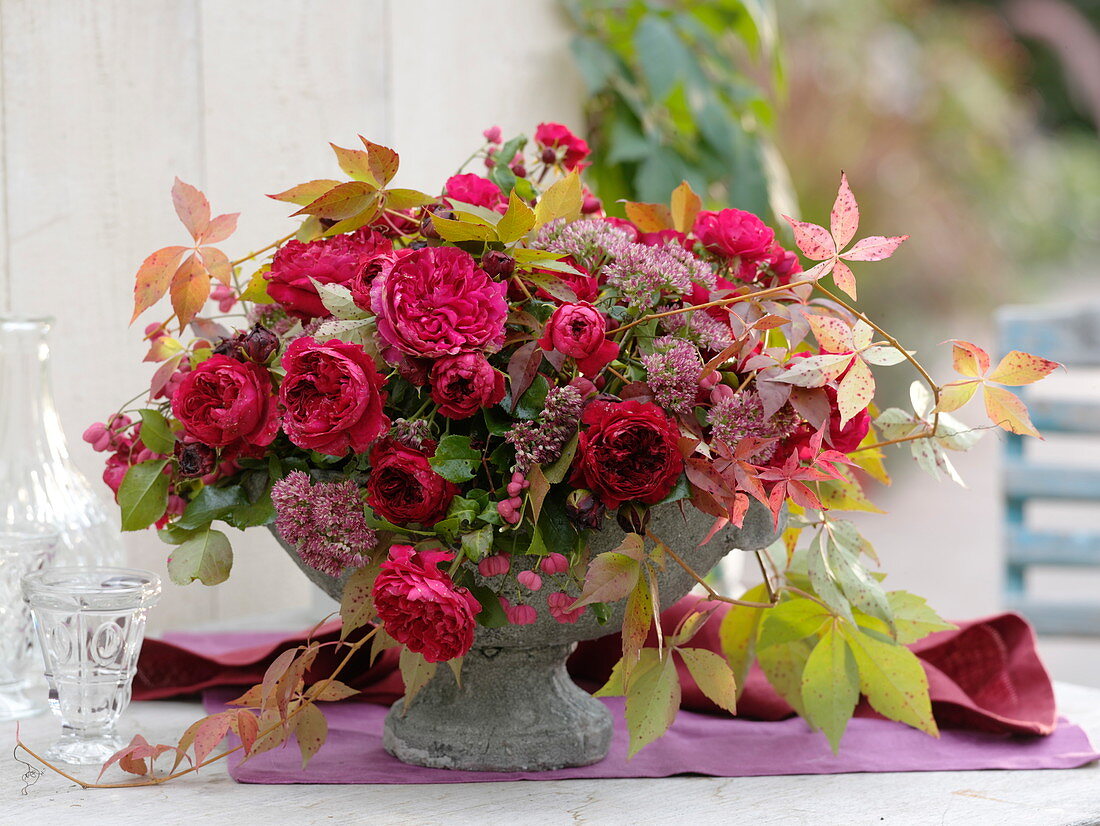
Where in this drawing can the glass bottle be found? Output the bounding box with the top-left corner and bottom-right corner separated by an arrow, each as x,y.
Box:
0,316 -> 126,566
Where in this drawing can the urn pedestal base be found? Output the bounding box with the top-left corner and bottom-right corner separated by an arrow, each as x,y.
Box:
382,642 -> 611,772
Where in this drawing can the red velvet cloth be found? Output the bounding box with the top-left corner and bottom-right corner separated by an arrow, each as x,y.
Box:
134,595 -> 1057,735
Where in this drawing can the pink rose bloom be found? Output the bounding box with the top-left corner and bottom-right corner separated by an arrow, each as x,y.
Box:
692,209 -> 775,279
370,246 -> 508,360
764,240 -> 802,284
373,545 -> 481,663
429,352 -> 506,420
171,355 -> 280,453
538,301 -> 620,377
534,122 -> 591,171
266,228 -> 392,320
347,247 -> 405,311
444,173 -> 507,213
278,337 -> 389,456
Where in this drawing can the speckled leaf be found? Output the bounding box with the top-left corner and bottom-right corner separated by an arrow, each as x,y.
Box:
678,647 -> 738,714
782,215 -> 836,260
801,258 -> 837,281
825,532 -> 892,629
836,357 -> 875,427
231,709 -> 260,756
757,637 -> 813,717
816,470 -> 884,514
987,350 -> 1061,386
170,253 -> 210,330
192,712 -> 232,765
294,703 -> 328,768
330,142 -> 375,182
359,137 -> 400,188
200,246 -> 232,286
247,709 -> 289,759
830,173 -> 859,249
831,259 -> 858,299
622,570 -> 654,675
293,180 -> 376,220
132,246 -> 188,322
399,648 -> 438,712
807,314 -> 853,354
268,179 -> 342,206
947,339 -> 990,377
775,353 -> 853,388
339,561 -> 381,640
983,384 -> 1041,438
935,380 -> 980,413
201,213 -> 239,245
572,536 -> 644,609
801,624 -> 858,752
624,652 -> 681,758
757,598 -> 831,649
669,180 -> 702,234
718,583 -> 769,698
887,591 -> 956,644
860,344 -> 908,366
842,625 -> 937,736
172,177 -> 210,240
840,234 -> 909,262
307,679 -> 361,703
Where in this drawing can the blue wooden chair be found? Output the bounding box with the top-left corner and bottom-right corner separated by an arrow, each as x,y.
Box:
997,303 -> 1100,635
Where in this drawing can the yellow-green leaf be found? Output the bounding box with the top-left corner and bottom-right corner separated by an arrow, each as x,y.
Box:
431,213 -> 497,243
757,638 -> 812,717
339,561 -> 381,640
757,598 -> 831,650
678,647 -> 737,715
496,190 -> 536,243
622,571 -> 654,676
330,142 -> 376,183
268,179 -> 341,206
718,583 -> 769,699
841,625 -> 937,736
987,350 -> 1061,386
293,181 -> 377,220
800,623 -> 859,752
571,534 -> 644,609
983,384 -> 1041,438
534,171 -> 583,227
624,652 -> 681,758
887,591 -> 955,645
399,647 -> 437,712
294,703 -> 328,769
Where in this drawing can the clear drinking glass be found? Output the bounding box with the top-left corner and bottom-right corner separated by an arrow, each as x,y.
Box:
0,316 -> 126,567
23,567 -> 160,764
0,527 -> 59,720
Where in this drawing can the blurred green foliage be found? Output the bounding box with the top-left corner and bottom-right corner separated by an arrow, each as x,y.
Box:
561,0 -> 794,219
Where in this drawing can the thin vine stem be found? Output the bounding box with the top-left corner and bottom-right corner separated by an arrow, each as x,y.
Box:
650,531 -> 779,609
229,230 -> 297,268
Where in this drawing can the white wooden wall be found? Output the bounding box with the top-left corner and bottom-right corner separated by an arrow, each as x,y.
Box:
0,0 -> 583,632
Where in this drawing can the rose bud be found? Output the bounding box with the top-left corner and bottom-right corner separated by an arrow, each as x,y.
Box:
481,250 -> 516,279
565,489 -> 605,531
616,502 -> 650,535
241,323 -> 279,364
212,332 -> 246,361
419,206 -> 453,239
540,147 -> 557,164
512,164 -> 527,178
175,440 -> 217,478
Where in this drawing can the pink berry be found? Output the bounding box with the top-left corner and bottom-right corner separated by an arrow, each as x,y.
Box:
547,591 -> 585,624
82,423 -> 111,452
539,553 -> 569,576
478,555 -> 510,577
517,570 -> 542,592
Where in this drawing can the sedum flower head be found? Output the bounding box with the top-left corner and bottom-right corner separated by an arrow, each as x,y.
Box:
642,336 -> 703,415
271,471 -> 376,577
707,393 -> 800,463
506,384 -> 583,473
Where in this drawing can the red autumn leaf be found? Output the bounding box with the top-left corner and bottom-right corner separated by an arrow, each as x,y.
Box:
169,253 -> 210,330
261,648 -> 300,710
831,259 -> 857,299
782,215 -> 836,261
231,709 -> 260,756
830,172 -> 859,249
98,734 -> 179,780
507,340 -> 543,412
131,245 -> 189,323
840,234 -> 909,262
172,178 -> 211,241
193,712 -> 233,765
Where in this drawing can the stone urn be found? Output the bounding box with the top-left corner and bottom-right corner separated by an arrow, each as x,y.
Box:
272,499 -> 781,771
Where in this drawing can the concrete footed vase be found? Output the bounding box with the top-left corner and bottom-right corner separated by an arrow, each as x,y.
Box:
272,500 -> 782,772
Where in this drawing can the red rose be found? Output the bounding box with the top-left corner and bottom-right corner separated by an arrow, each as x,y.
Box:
534,122 -> 591,171
429,353 -> 506,420
692,209 -> 775,280
347,247 -> 406,311
781,386 -> 870,462
538,302 -> 620,378
445,173 -> 507,213
764,240 -> 802,283
570,399 -> 684,508
370,246 -> 508,360
171,355 -> 279,452
366,439 -> 457,526
266,228 -> 392,320
278,337 -> 389,456
373,545 -> 481,663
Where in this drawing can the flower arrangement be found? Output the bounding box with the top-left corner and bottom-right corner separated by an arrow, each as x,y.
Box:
77,123 -> 1059,779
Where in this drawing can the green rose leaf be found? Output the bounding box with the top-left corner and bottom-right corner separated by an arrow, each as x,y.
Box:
167,528 -> 233,586
176,484 -> 248,530
119,459 -> 170,531
137,409 -> 176,455
428,435 -> 481,483
460,525 -> 494,562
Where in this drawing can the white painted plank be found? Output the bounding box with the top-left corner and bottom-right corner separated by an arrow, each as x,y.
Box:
2,682 -> 1099,824
0,0 -> 218,631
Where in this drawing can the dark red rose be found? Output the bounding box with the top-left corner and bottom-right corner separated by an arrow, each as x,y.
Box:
569,399 -> 684,508
366,439 -> 457,526
692,209 -> 775,280
444,173 -> 507,213
538,302 -> 620,377
534,122 -> 591,171
278,337 -> 389,456
373,545 -> 481,663
429,353 -> 506,420
171,355 -> 279,452
174,440 -> 217,478
266,228 -> 392,320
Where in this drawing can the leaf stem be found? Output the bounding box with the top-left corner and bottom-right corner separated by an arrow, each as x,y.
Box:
649,531 -> 779,609
229,230 -> 297,268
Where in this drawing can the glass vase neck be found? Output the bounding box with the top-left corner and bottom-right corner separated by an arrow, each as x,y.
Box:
0,317 -> 67,466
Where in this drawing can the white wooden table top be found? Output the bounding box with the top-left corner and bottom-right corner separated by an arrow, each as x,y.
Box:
2,682 -> 1098,826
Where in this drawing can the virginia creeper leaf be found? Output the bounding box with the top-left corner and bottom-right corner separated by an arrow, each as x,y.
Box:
800,624 -> 859,752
